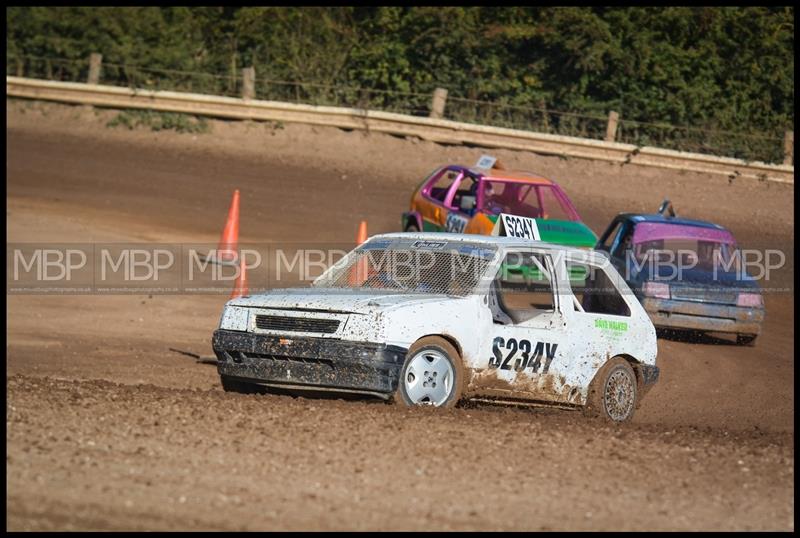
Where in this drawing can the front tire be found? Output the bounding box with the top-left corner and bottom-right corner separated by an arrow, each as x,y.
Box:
394,337 -> 464,408
584,357 -> 638,423
405,222 -> 420,232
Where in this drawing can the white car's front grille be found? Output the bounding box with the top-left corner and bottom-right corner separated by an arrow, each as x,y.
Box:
254,315 -> 340,334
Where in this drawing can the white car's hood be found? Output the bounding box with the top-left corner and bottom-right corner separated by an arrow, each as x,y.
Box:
227,288 -> 456,315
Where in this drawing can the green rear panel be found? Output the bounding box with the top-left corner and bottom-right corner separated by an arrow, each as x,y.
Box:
536,219 -> 597,248
486,215 -> 597,248
422,219 -> 443,232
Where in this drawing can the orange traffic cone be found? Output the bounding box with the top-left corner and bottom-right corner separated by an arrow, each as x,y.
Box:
215,189 -> 240,264
356,220 -> 368,245
230,254 -> 248,299
349,220 -> 369,286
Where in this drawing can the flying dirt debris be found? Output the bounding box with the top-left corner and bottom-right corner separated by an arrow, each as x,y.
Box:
168,347 -> 217,365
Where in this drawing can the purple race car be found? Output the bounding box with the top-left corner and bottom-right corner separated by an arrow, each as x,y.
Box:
595,201 -> 764,345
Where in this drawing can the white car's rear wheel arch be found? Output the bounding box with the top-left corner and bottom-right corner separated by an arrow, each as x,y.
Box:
395,336 -> 465,408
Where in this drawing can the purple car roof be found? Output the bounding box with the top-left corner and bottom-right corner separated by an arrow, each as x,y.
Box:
446,164 -> 556,185
632,222 -> 736,245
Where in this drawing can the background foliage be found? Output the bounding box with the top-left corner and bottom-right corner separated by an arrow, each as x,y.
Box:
6,7 -> 794,161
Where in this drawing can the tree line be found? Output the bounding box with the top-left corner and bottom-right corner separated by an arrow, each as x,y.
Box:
6,7 -> 794,157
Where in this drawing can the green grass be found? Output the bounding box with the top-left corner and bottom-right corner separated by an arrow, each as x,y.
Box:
106,109 -> 210,134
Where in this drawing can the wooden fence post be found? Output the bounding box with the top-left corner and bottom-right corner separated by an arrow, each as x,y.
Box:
784,131 -> 794,166
359,88 -> 371,110
87,53 -> 102,84
430,88 -> 448,119
605,110 -> 619,142
242,67 -> 255,100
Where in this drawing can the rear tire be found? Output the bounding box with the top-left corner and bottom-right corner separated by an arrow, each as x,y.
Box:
405,222 -> 420,232
584,357 -> 638,423
220,375 -> 262,394
736,334 -> 758,346
394,337 -> 464,408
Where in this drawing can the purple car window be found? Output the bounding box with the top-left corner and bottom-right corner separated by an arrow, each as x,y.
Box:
536,185 -> 574,221
426,169 -> 462,206
632,223 -> 738,270
479,181 -> 579,222
450,174 -> 480,213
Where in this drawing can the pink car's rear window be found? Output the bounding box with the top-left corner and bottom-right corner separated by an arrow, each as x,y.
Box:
632,222 -> 735,245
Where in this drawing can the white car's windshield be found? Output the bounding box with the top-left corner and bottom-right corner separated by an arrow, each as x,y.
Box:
313,238 -> 498,296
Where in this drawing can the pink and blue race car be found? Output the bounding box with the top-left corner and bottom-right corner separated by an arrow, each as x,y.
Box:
595,201 -> 764,345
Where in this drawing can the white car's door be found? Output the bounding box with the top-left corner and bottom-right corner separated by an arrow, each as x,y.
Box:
554,255 -> 642,401
473,249 -> 574,403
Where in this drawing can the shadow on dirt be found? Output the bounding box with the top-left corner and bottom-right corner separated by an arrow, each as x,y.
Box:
656,328 -> 739,346
222,381 -> 391,404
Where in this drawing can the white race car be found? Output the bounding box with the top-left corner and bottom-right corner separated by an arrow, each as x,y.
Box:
212,232 -> 659,422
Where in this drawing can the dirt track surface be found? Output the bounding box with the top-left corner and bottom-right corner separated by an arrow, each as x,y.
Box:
7,376 -> 793,531
6,100 -> 795,530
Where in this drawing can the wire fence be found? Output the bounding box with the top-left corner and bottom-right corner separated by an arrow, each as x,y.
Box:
103,62 -> 243,98
7,55 -> 88,83
6,54 -> 789,164
254,79 -> 432,116
445,96 -> 609,140
617,119 -> 785,164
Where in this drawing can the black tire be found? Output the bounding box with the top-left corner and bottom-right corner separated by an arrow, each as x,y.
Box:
584,357 -> 638,423
220,375 -> 262,394
405,222 -> 420,232
736,334 -> 758,346
394,337 -> 464,408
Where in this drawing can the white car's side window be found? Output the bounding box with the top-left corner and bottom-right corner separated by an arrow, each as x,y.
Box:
492,250 -> 557,325
566,260 -> 631,317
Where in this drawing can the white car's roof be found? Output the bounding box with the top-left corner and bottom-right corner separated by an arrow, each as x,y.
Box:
368,232 -> 608,264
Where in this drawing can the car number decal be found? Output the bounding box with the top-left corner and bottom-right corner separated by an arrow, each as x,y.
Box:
444,212 -> 468,233
475,155 -> 497,168
488,337 -> 557,374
